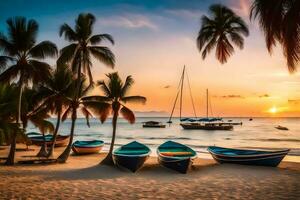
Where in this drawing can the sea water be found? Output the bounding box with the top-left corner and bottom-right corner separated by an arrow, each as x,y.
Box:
27,117 -> 300,161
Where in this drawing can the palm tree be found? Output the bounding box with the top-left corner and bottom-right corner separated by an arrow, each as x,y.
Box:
197,4 -> 249,64
34,64 -> 73,157
0,17 -> 57,165
84,72 -> 146,165
250,0 -> 300,72
57,75 -> 110,163
57,13 -> 115,90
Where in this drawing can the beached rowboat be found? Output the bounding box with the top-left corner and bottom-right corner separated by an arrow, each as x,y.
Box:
72,140 -> 104,155
157,141 -> 197,173
208,146 -> 290,167
113,141 -> 151,172
27,133 -> 69,147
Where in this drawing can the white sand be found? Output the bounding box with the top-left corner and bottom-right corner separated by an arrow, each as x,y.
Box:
0,145 -> 299,200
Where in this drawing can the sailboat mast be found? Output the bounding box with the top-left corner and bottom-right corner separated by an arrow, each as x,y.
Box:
206,89 -> 208,118
179,66 -> 185,120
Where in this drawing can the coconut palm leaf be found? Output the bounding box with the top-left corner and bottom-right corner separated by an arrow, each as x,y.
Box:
120,106 -> 135,124
121,96 -> 146,104
89,34 -> 114,45
28,41 -> 58,59
89,46 -> 115,68
250,0 -> 300,72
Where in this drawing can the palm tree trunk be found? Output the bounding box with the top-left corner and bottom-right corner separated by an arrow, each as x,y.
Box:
36,132 -> 48,157
47,110 -> 61,158
5,82 -> 23,165
101,111 -> 118,166
57,108 -> 76,163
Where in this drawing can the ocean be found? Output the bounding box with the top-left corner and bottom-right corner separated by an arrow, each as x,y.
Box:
27,117 -> 300,161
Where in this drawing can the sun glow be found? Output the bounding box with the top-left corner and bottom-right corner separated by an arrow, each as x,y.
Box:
269,106 -> 278,114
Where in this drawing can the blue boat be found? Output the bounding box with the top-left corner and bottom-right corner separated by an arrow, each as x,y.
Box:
208,146 -> 290,167
72,140 -> 104,155
113,141 -> 151,172
157,141 -> 197,173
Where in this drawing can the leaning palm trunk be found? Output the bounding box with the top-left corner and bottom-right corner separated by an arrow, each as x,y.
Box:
101,108 -> 118,166
57,108 -> 76,163
47,111 -> 61,158
36,132 -> 48,157
5,82 -> 23,165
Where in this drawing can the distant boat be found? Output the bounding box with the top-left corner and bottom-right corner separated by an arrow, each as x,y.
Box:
72,140 -> 104,155
27,133 -> 69,147
113,141 -> 151,172
180,89 -> 234,130
157,141 -> 197,173
275,125 -> 289,131
142,121 -> 166,128
208,146 -> 289,167
249,118 -> 253,121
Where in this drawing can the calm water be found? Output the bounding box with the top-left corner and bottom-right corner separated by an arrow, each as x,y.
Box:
27,117 -> 300,161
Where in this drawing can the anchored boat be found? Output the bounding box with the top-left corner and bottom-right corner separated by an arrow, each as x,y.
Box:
157,141 -> 197,173
113,141 -> 151,172
142,121 -> 166,128
208,146 -> 289,167
167,66 -> 240,130
72,140 -> 104,155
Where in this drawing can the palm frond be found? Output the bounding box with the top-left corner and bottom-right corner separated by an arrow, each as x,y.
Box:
0,64 -> 19,83
120,105 -> 135,124
62,106 -> 72,121
83,101 -> 111,123
81,95 -> 112,102
59,23 -> 78,42
28,41 -> 58,59
0,56 -> 15,70
89,46 -> 115,68
57,43 -> 78,65
89,34 -> 115,45
97,80 -> 111,97
81,107 -> 92,127
121,75 -> 134,97
121,96 -> 146,104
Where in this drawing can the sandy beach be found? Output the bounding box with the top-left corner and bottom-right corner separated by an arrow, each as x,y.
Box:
0,145 -> 299,200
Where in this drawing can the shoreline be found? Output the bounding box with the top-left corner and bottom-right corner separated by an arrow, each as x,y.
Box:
1,146 -> 300,199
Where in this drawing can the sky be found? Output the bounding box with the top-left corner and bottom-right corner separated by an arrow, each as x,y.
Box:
0,0 -> 300,117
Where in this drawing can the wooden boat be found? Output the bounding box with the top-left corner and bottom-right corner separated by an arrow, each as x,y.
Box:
157,141 -> 197,173
28,133 -> 69,147
113,141 -> 151,172
142,121 -> 166,128
275,125 -> 289,131
72,140 -> 104,155
208,146 -> 290,167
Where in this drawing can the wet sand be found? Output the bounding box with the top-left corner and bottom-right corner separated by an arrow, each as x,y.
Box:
0,145 -> 299,200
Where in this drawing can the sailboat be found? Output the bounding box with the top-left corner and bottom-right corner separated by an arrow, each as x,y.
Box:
180,89 -> 234,130
168,66 -> 239,130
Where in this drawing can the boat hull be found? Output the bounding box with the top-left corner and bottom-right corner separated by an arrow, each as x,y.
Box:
208,146 -> 289,167
30,135 -> 69,147
72,146 -> 103,155
143,124 -> 166,128
113,154 -> 149,172
180,123 -> 233,130
158,156 -> 192,173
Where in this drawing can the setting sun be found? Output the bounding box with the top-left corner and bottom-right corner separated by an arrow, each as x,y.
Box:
269,106 -> 278,114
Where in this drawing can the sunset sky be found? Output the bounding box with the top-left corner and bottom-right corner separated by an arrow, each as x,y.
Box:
1,0 -> 300,117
